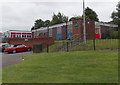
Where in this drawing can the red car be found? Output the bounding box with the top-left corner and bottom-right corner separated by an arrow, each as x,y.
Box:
0,43 -> 13,52
4,44 -> 32,53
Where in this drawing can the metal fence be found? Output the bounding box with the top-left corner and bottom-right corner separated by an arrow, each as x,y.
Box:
35,39 -> 118,53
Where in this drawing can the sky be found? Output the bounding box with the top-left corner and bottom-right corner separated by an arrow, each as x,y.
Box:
0,0 -> 119,32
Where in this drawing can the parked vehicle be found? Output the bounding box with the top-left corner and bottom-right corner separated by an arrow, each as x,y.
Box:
0,43 -> 14,52
4,44 -> 32,53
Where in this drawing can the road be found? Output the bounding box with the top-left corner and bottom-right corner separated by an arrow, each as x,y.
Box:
1,51 -> 33,68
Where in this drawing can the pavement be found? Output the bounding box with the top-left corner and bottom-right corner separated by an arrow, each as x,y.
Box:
0,51 -> 33,69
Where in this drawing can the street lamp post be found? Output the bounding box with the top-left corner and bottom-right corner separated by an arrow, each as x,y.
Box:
83,0 -> 86,44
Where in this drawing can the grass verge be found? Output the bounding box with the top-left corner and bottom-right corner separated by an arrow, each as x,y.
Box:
2,51 -> 118,83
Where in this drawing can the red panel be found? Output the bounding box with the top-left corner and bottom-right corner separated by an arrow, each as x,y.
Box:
11,32 -> 17,34
16,33 -> 21,34
26,33 -> 32,35
12,34 -> 16,38
95,34 -> 100,39
22,33 -> 27,35
9,32 -> 32,38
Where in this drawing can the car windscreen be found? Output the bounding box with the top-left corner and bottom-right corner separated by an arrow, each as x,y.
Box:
13,45 -> 19,47
8,44 -> 14,47
4,44 -> 14,47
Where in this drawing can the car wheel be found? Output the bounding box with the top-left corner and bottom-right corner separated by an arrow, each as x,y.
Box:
13,49 -> 16,53
27,48 -> 31,51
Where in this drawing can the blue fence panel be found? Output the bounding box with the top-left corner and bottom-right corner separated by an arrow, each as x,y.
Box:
56,34 -> 62,40
67,32 -> 72,39
49,35 -> 52,37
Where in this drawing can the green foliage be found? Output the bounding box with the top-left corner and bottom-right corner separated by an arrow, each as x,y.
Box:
31,7 -> 99,30
111,1 -> 120,27
108,31 -> 119,39
49,12 -> 68,26
31,19 -> 51,30
69,16 -> 82,21
3,51 -> 118,83
44,20 -> 50,26
111,12 -> 119,25
31,19 -> 44,30
31,12 -> 68,30
84,7 -> 99,21
69,7 -> 99,21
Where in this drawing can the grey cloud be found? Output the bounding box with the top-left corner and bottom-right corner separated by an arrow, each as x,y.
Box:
1,1 -> 118,32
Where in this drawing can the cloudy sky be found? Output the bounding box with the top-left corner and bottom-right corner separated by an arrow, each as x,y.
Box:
0,0 -> 119,32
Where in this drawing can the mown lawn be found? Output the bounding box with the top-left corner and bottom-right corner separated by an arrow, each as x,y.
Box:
0,69 -> 1,84
2,51 -> 118,83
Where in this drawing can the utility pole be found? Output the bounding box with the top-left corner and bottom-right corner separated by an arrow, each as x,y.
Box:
83,0 -> 86,44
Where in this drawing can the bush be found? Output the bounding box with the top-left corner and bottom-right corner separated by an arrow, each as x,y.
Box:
109,31 -> 119,39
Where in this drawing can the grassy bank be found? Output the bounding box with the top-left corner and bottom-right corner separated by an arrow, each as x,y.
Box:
43,39 -> 118,52
70,39 -> 118,51
3,51 -> 118,83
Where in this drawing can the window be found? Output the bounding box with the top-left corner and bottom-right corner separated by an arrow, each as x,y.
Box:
16,44 -> 25,47
21,45 -> 26,47
95,28 -> 100,34
22,35 -> 26,38
16,35 -> 21,38
27,35 -> 32,38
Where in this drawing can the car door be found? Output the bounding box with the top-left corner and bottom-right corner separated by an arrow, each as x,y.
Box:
20,45 -> 27,51
15,45 -> 22,52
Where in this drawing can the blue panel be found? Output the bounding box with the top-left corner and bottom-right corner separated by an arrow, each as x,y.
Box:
56,34 -> 62,40
49,35 -> 52,37
67,32 -> 72,39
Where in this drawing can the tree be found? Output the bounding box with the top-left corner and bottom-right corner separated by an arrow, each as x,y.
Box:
49,12 -> 68,25
32,19 -> 44,30
69,16 -> 82,21
31,19 -> 50,30
69,7 -> 99,21
111,1 -> 120,28
44,20 -> 50,27
84,7 -> 99,21
31,26 -> 35,31
31,12 -> 68,30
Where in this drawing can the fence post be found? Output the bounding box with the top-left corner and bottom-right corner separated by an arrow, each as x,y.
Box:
66,42 -> 69,52
47,44 -> 49,53
93,38 -> 96,50
33,44 -> 43,53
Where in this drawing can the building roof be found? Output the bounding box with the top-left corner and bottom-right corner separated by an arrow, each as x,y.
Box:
32,21 -> 118,32
32,21 -> 72,32
99,23 -> 118,27
6,30 -> 32,33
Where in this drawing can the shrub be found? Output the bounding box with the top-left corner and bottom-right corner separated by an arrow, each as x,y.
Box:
109,31 -> 119,39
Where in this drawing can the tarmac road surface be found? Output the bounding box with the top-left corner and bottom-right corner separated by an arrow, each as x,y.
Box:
1,51 -> 33,68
